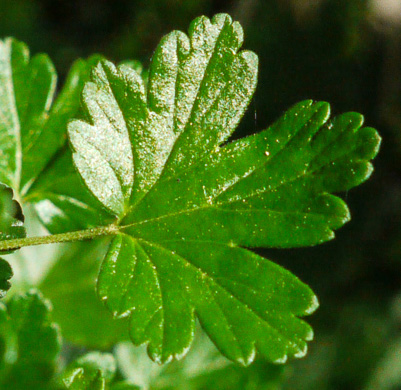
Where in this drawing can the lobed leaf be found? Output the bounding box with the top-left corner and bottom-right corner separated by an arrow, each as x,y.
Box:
68,14 -> 380,365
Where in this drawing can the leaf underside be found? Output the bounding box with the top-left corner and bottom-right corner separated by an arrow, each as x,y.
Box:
68,13 -> 380,365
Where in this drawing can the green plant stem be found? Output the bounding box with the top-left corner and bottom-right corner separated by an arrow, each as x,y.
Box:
0,225 -> 119,252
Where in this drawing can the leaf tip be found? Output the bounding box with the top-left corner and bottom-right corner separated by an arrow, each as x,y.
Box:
361,126 -> 382,160
293,342 -> 308,359
238,348 -> 257,367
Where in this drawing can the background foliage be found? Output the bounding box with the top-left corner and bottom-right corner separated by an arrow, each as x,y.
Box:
0,0 -> 400,389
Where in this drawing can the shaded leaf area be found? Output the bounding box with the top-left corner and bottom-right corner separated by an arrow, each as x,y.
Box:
40,241 -> 128,349
68,13 -> 380,365
0,289 -> 61,389
0,37 -> 109,234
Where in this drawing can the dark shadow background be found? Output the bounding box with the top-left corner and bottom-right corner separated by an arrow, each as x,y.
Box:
1,0 -> 401,389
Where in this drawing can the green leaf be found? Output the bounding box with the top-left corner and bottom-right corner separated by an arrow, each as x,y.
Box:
62,352 -> 116,390
0,289 -> 61,389
68,14 -> 380,365
0,37 -> 106,233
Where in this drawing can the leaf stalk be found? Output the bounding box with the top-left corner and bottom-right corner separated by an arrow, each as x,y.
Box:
0,225 -> 119,252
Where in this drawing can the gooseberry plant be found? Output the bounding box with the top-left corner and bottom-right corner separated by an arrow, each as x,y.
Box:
0,13 -> 380,389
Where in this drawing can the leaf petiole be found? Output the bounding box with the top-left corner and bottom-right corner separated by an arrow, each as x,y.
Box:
0,225 -> 119,252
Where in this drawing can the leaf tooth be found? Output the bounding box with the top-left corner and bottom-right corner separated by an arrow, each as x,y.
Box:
273,354 -> 288,364
303,295 -> 319,318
